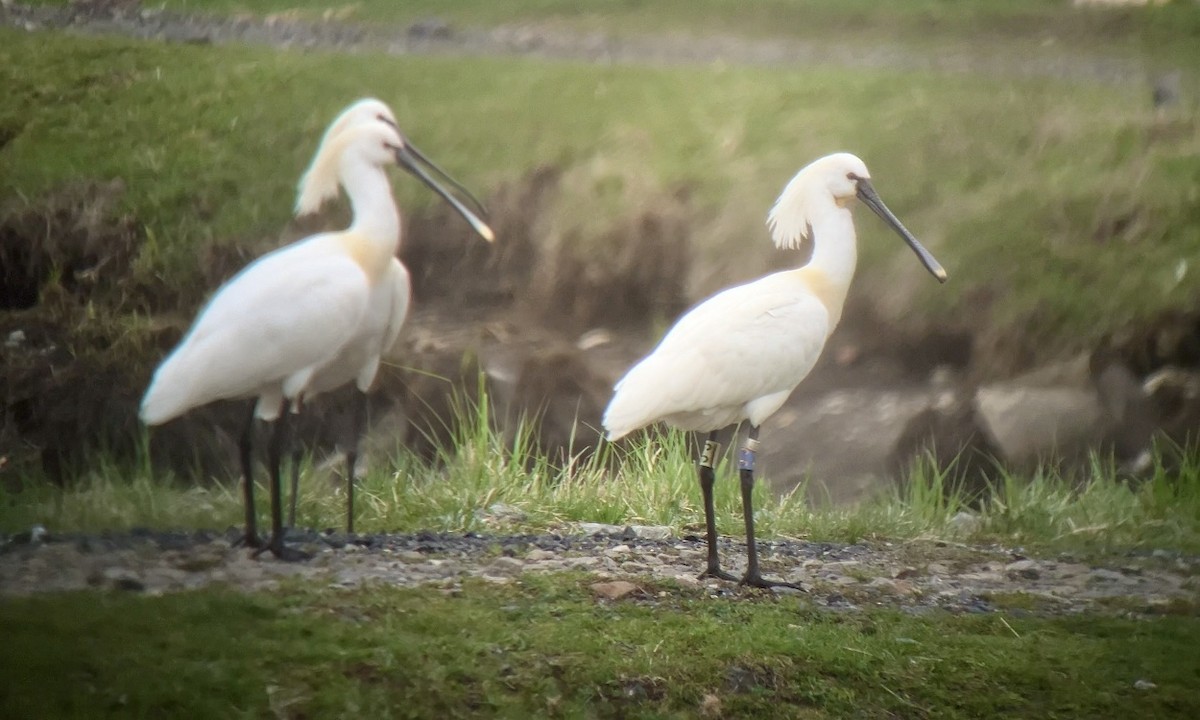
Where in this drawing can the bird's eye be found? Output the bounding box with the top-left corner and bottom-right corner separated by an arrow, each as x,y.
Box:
846,172 -> 860,182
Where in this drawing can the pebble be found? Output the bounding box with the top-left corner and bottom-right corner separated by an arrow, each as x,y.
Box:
629,525 -> 672,540
1005,560 -> 1041,580
591,580 -> 639,601
949,511 -> 982,534
488,556 -> 525,574
0,528 -> 1194,618
577,522 -> 624,536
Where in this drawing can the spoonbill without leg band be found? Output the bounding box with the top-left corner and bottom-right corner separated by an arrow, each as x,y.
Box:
139,104 -> 494,560
602,152 -> 947,588
286,99 -> 493,534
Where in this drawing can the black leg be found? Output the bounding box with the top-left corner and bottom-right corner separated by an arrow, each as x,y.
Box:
737,426 -> 801,590
236,402 -> 264,549
345,391 -> 368,535
258,400 -> 311,562
287,444 -> 301,530
697,430 -> 738,582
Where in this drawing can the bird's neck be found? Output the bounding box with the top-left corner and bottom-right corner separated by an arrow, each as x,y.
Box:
798,206 -> 856,328
806,206 -> 857,289
342,160 -> 401,260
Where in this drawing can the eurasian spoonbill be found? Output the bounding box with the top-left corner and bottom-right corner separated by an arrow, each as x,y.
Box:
140,108 -> 493,560
602,152 -> 946,588
287,99 -> 493,534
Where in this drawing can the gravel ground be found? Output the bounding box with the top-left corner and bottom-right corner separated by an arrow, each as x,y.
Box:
0,1 -> 1156,86
2,523 -> 1196,616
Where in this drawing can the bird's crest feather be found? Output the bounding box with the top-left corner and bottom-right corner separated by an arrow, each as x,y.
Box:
295,98 -> 393,216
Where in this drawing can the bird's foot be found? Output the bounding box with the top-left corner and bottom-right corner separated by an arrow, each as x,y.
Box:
739,572 -> 805,591
698,566 -> 740,583
252,540 -> 313,562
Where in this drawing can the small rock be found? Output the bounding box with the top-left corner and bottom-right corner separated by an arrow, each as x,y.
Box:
629,525 -> 672,540
893,566 -> 920,579
397,550 -> 426,563
1089,568 -> 1133,585
590,580 -> 640,601
488,556 -> 525,575
927,563 -> 951,576
949,511 -> 982,534
525,548 -> 555,562
604,544 -> 632,557
577,522 -> 624,536
1134,679 -> 1157,691
5,330 -> 26,349
1005,559 -> 1041,580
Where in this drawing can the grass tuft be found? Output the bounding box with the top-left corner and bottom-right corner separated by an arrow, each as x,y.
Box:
4,389 -> 1199,557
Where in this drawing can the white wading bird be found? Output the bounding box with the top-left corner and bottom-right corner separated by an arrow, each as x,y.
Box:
140,103 -> 494,560
286,99 -> 493,534
602,153 -> 947,588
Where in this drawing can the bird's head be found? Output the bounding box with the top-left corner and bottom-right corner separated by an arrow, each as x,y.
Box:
768,152 -> 946,282
301,106 -> 495,243
766,152 -> 869,249
295,98 -> 398,217
294,98 -> 494,242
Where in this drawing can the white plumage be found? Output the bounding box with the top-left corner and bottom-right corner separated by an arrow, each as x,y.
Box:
140,100 -> 494,558
603,271 -> 830,438
138,244 -> 369,424
293,100 -> 413,404
602,152 -> 946,587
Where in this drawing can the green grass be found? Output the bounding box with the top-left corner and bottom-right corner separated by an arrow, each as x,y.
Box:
3,28 -> 1198,354
1,574 -> 1198,718
4,390 -> 1199,557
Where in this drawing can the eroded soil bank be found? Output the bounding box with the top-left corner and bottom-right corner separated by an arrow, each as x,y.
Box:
2,1 -> 1198,501
3,164 -> 1197,503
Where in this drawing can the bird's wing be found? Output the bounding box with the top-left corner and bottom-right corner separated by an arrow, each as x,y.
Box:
140,244 -> 369,423
352,259 -> 412,390
380,259 -> 413,359
604,279 -> 829,437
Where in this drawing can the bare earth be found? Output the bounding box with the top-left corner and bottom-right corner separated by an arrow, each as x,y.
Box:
2,526 -> 1196,616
